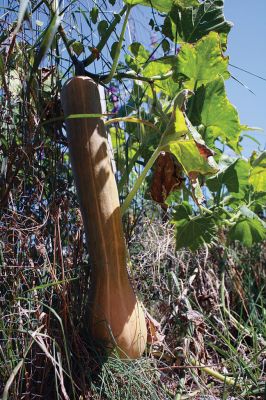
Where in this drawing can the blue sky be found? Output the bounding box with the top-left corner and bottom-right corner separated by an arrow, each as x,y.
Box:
224,0 -> 266,156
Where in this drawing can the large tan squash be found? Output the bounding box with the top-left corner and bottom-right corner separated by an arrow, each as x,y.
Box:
61,76 -> 147,358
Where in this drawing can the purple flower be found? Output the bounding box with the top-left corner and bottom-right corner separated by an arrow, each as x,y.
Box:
109,85 -> 118,94
110,94 -> 118,103
112,102 -> 120,113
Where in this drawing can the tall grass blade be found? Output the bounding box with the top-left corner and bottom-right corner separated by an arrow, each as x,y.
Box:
14,0 -> 30,34
28,9 -> 61,88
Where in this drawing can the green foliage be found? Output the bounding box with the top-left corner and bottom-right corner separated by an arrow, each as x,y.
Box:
207,159 -> 250,199
97,20 -> 109,36
114,18 -> 263,252
191,78 -> 242,151
249,151 -> 266,192
124,0 -> 200,11
125,42 -> 150,71
228,218 -> 266,247
172,204 -> 216,250
72,41 -> 84,56
174,32 -> 229,90
162,0 -> 232,43
90,7 -> 99,24
165,140 -> 218,176
123,0 -> 173,13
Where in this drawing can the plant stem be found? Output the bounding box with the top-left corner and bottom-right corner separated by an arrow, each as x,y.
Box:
83,5 -> 128,67
105,116 -> 159,131
118,147 -> 141,195
58,24 -> 76,63
121,147 -> 160,215
115,70 -> 173,83
189,357 -> 241,387
103,5 -> 132,84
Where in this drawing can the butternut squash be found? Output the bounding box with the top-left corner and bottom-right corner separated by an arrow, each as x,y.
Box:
61,76 -> 147,359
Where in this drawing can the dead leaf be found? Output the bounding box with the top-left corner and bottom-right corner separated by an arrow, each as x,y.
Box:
150,152 -> 183,209
145,311 -> 165,345
186,310 -> 204,327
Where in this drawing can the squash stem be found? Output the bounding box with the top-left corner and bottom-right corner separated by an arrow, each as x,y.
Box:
83,5 -> 128,67
189,358 -> 241,388
103,5 -> 132,84
121,147 -> 160,215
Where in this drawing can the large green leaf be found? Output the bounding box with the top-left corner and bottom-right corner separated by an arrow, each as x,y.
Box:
207,159 -> 250,199
250,167 -> 266,192
192,78 -> 242,151
163,139 -> 218,176
249,151 -> 266,192
175,108 -> 189,138
142,55 -> 175,76
228,218 -> 266,247
174,211 -> 217,250
239,206 -> 266,228
123,0 -> 199,12
162,0 -> 232,43
141,56 -> 180,97
172,202 -> 192,221
174,32 -> 229,90
176,0 -> 200,6
123,0 -> 172,12
125,46 -> 180,96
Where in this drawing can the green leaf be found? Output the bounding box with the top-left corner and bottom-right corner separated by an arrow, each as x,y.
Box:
162,39 -> 170,54
163,139 -> 218,176
175,108 -> 189,138
207,159 -> 250,199
239,206 -> 266,228
134,54 -> 180,98
250,167 -> 266,192
141,56 -> 179,96
175,0 -> 200,7
172,202 -> 192,221
163,0 -> 232,43
249,151 -> 266,192
174,214 -> 217,250
125,42 -> 150,71
98,20 -> 108,36
251,151 -> 266,167
123,0 -> 173,13
174,32 -> 229,90
72,41 -> 84,56
192,78 -> 242,151
110,42 -> 119,60
228,218 -> 266,247
214,159 -> 250,197
90,7 -> 99,24
124,0 -> 200,10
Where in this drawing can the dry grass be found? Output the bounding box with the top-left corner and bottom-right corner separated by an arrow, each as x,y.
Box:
0,212 -> 266,399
